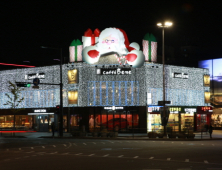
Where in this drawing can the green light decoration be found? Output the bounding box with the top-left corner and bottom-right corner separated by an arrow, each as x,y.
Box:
26,84 -> 31,87
143,33 -> 157,62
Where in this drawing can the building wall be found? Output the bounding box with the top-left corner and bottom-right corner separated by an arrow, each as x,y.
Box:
0,62 -> 210,109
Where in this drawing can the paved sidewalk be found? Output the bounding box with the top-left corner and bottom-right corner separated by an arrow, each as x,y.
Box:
1,130 -> 222,140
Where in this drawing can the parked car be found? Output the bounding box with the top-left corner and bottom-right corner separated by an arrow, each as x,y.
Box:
101,118 -> 129,131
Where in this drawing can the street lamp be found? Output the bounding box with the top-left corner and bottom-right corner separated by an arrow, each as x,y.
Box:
41,46 -> 64,137
157,21 -> 173,136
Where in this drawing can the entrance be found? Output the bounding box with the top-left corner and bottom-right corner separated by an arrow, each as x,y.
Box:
37,115 -> 49,132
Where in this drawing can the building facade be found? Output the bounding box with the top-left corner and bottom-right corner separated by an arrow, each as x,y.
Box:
0,62 -> 211,133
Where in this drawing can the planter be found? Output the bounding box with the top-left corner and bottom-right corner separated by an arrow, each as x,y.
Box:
157,133 -> 164,138
186,134 -> 195,139
109,132 -> 118,138
100,132 -> 108,138
92,132 -> 99,137
71,131 -> 80,137
177,133 -> 186,139
147,132 -> 157,138
168,133 -> 177,138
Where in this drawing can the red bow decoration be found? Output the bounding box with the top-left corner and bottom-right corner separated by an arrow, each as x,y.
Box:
84,28 -> 100,46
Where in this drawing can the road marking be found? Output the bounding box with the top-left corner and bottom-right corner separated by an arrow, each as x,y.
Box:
88,154 -> 94,156
167,158 -> 171,161
53,145 -> 56,147
185,159 -> 189,162
101,142 -> 105,144
83,143 -> 87,145
19,148 -> 21,150
181,143 -> 183,144
134,156 -> 139,158
118,155 -> 124,158
109,141 -> 114,143
162,141 -> 165,143
103,154 -> 109,157
92,142 -> 96,144
172,142 -> 174,143
31,147 -> 34,149
42,146 -> 45,148
75,153 -> 82,155
63,144 -> 67,147
149,157 -> 154,159
204,160 -> 209,164
6,149 -> 9,151
201,144 -> 204,145
212,144 -> 214,146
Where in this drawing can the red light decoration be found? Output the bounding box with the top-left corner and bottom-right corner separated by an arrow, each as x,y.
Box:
0,63 -> 35,68
0,131 -> 36,133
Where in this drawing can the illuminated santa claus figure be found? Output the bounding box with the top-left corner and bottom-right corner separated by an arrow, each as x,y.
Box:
82,27 -> 145,68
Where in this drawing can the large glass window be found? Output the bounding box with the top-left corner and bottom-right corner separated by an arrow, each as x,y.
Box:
0,115 -> 14,129
15,115 -> 33,130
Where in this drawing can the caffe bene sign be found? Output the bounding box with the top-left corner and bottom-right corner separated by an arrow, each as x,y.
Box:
25,73 -> 45,80
173,72 -> 188,79
96,68 -> 131,75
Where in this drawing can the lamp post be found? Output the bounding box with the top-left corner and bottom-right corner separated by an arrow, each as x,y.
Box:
157,21 -> 172,136
41,46 -> 63,137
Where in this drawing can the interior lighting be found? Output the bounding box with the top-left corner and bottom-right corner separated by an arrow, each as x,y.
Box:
0,63 -> 35,68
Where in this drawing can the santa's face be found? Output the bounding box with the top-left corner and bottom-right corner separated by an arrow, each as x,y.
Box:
101,35 -> 119,51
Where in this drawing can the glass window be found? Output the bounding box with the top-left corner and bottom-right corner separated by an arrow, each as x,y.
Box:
0,115 -> 14,129
15,115 -> 33,130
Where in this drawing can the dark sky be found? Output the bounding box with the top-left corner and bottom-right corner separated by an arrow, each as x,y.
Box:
1,1 -> 222,67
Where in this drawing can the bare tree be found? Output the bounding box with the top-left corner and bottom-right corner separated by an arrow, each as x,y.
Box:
4,81 -> 25,113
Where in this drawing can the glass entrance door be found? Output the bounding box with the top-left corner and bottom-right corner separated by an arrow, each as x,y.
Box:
37,115 -> 49,132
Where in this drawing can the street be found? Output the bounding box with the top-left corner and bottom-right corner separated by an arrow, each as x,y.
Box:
1,137 -> 222,170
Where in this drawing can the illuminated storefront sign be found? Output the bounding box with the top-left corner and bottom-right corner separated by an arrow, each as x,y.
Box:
68,69 -> 78,84
173,72 -> 188,79
169,107 -> 182,113
104,106 -> 124,110
25,73 -> 45,80
34,109 -> 47,113
148,106 -> 162,113
96,68 -> 131,75
184,108 -> 197,113
198,106 -> 213,112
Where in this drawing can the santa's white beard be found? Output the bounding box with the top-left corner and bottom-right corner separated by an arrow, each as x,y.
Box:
97,42 -> 128,55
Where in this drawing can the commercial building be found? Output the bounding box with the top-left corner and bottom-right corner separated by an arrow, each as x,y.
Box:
0,62 -> 211,133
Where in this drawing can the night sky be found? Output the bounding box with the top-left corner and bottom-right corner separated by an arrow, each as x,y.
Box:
1,1 -> 222,69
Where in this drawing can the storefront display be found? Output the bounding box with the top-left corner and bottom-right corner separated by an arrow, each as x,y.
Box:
147,106 -> 197,133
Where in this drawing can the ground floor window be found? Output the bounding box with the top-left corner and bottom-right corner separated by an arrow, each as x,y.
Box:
0,115 -> 14,129
211,113 -> 222,127
86,108 -> 139,132
147,113 -> 195,132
